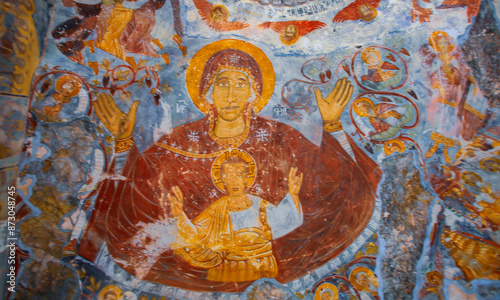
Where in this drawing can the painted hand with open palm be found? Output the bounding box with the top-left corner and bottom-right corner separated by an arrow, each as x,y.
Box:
94,92 -> 140,140
313,77 -> 353,122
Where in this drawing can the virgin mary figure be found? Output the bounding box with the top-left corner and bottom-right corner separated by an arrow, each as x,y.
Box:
79,39 -> 382,292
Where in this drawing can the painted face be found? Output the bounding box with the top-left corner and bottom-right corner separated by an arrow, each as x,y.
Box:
211,7 -> 225,23
359,4 -> 374,20
211,70 -> 251,121
357,101 -> 376,117
437,38 -> 452,53
321,292 -> 336,300
320,289 -> 338,300
389,143 -> 403,153
366,53 -> 379,66
486,161 -> 500,171
284,25 -> 298,39
357,272 -> 378,291
61,81 -> 77,97
104,292 -> 118,300
221,162 -> 247,196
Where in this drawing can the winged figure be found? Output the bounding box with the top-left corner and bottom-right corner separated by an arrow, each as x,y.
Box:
332,0 -> 381,23
258,20 -> 326,46
193,0 -> 248,32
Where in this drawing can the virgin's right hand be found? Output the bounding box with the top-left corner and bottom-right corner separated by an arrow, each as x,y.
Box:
94,92 -> 140,140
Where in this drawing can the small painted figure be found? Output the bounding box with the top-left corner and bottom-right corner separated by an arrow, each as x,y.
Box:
315,283 -> 340,300
350,266 -> 379,300
193,0 -> 248,32
426,31 -> 488,140
332,0 -> 380,23
95,0 -> 134,61
361,47 -> 400,86
258,21 -> 326,46
166,155 -> 303,282
353,97 -> 413,140
34,75 -> 87,123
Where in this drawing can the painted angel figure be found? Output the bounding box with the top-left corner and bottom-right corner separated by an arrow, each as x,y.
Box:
353,97 -> 413,140
333,0 -> 380,23
360,47 -> 402,90
94,0 -> 183,66
426,31 -> 488,141
32,75 -> 89,123
258,21 -> 326,46
193,0 -> 248,32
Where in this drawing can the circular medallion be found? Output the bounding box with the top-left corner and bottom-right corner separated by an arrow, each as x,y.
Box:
55,74 -> 82,98
314,282 -> 339,300
98,284 -> 124,300
479,157 -> 500,172
384,139 -> 406,156
348,266 -> 377,293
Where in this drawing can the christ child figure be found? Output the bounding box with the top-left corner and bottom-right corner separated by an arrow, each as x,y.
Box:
164,153 -> 304,282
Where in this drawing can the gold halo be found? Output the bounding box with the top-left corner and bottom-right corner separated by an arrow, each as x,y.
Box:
55,75 -> 81,98
186,39 -> 275,114
314,282 -> 339,300
479,157 -> 500,172
384,139 -> 405,156
98,285 -> 123,300
361,47 -> 381,63
211,149 -> 257,192
429,31 -> 454,53
353,97 -> 374,117
349,266 -> 377,292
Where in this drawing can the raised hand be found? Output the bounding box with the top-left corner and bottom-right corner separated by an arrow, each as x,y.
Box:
313,77 -> 353,122
94,92 -> 140,140
167,186 -> 184,218
288,167 -> 303,196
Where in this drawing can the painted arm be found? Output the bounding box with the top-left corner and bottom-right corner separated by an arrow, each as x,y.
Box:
267,167 -> 304,238
94,92 -> 140,173
314,78 -> 357,159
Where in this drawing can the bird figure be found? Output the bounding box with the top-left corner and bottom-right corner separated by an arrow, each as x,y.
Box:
193,0 -> 248,32
258,20 -> 326,46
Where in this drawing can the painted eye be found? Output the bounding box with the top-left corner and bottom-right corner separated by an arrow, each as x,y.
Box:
236,80 -> 248,88
217,80 -> 229,87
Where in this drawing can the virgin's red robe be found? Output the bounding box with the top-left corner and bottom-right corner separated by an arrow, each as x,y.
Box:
79,115 -> 382,292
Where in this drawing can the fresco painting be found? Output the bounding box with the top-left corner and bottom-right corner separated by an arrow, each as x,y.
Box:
0,0 -> 499,299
